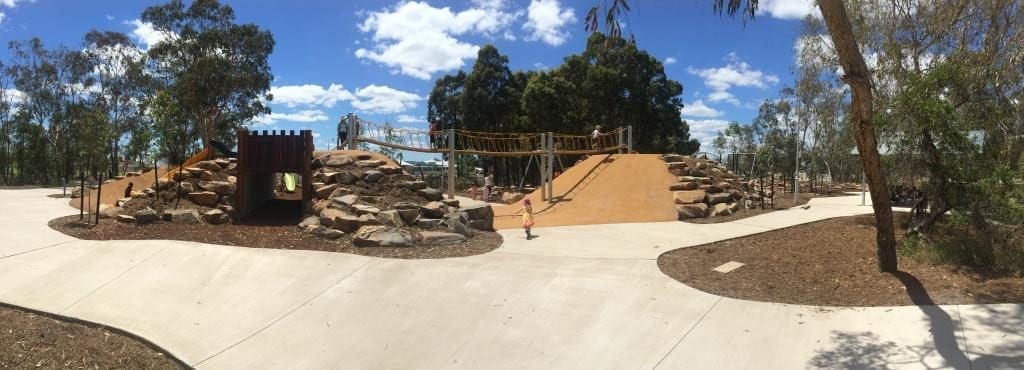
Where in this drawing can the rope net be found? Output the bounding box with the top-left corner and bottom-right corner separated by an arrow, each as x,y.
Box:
354,118 -> 626,156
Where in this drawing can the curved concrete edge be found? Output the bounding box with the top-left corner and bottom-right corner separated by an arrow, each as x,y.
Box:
0,301 -> 193,369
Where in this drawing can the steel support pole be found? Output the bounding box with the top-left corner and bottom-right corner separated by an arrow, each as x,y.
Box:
617,127 -> 624,154
547,132 -> 554,199
626,125 -> 633,153
347,113 -> 358,150
447,129 -> 456,200
539,134 -> 547,201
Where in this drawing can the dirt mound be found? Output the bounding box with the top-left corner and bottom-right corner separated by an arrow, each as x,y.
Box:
493,154 -> 679,229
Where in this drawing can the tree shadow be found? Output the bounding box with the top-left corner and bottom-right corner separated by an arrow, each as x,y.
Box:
811,272 -> 1024,369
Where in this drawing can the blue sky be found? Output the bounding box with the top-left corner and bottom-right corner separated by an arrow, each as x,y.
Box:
0,0 -> 816,159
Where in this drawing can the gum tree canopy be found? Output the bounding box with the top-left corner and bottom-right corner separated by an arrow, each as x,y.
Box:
143,0 -> 274,149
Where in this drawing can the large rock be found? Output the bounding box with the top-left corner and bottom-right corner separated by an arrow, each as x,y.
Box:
203,209 -> 231,225
377,210 -> 405,227
98,204 -> 120,219
332,194 -> 359,210
699,184 -> 725,194
116,214 -> 136,223
666,162 -> 688,170
393,201 -> 419,210
397,208 -> 420,225
198,170 -> 215,181
199,181 -> 234,195
669,182 -> 699,191
164,209 -> 201,224
298,215 -> 320,229
315,184 -> 338,199
352,204 -> 381,215
319,208 -> 348,228
312,199 -> 331,216
177,181 -> 195,195
378,165 -> 403,175
194,160 -> 222,172
416,218 -> 443,228
402,181 -> 428,191
420,201 -> 446,218
134,208 -> 159,224
328,186 -> 352,199
706,192 -> 732,205
356,159 -> 385,168
334,171 -> 358,185
730,190 -> 744,200
716,182 -> 734,190
460,203 -> 495,231
446,216 -> 474,237
676,203 -> 709,219
325,155 -> 354,167
502,192 -> 525,203
662,154 -> 684,162
214,158 -> 231,169
331,213 -> 362,232
352,226 -> 414,248
362,170 -> 385,183
173,171 -> 191,182
673,190 -> 706,205
419,231 -> 467,246
189,191 -> 219,207
319,172 -> 339,184
417,188 -> 444,201
712,203 -> 733,217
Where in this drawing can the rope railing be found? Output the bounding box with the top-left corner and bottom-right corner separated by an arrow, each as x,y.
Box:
351,117 -> 628,156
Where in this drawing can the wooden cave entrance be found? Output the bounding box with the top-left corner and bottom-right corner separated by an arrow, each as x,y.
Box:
234,129 -> 314,218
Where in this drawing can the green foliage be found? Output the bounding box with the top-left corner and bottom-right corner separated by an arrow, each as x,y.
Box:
143,0 -> 274,149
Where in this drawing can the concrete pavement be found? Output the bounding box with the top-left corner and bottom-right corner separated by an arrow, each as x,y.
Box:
0,188 -> 1021,369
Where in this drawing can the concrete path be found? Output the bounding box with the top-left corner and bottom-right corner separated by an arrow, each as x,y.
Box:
0,189 -> 1021,369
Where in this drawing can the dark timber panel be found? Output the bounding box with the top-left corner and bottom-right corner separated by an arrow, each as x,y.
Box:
235,129 -> 314,217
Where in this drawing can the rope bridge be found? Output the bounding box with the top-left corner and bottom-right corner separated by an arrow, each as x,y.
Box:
352,118 -> 630,156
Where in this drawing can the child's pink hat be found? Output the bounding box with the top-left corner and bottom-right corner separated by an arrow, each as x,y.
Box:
524,198 -> 532,205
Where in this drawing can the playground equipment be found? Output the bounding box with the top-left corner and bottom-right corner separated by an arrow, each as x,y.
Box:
234,129 -> 314,217
283,173 -> 297,193
340,113 -> 633,201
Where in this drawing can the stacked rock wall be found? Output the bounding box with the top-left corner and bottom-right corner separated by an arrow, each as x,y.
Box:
661,154 -> 749,219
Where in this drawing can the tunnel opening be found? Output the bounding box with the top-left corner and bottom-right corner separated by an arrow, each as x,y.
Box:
234,130 -> 313,220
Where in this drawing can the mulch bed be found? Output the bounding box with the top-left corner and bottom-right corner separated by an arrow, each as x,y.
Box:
0,304 -> 184,369
48,202 -> 502,260
659,213 -> 1024,306
682,192 -> 818,224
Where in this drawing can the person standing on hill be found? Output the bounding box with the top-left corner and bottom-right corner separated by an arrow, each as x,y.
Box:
337,115 -> 350,149
124,182 -> 133,198
483,171 -> 494,201
591,125 -> 602,150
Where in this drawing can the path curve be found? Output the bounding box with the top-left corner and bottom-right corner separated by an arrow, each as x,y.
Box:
0,189 -> 1020,369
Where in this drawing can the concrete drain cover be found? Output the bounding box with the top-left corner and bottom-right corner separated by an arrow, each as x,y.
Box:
712,261 -> 745,273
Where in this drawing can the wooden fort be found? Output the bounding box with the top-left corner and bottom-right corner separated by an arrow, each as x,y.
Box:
234,129 -> 314,217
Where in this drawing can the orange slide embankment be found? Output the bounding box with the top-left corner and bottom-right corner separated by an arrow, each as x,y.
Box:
70,148 -> 212,212
492,154 -> 679,229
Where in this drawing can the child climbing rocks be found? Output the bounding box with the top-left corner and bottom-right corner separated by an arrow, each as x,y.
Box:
518,198 -> 535,240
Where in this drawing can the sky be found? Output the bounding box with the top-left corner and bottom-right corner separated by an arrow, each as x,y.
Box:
0,0 -> 818,160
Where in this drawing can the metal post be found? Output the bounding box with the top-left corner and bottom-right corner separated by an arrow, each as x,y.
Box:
617,127 -> 624,154
861,172 -> 867,206
546,132 -> 554,199
539,137 -> 547,201
447,129 -> 456,200
626,125 -> 633,153
347,113 -> 358,150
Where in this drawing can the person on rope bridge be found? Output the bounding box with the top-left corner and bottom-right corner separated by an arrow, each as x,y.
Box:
336,115 -> 349,149
591,125 -> 602,150
428,121 -> 440,150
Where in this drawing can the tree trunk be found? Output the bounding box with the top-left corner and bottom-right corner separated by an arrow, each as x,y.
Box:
818,0 -> 898,273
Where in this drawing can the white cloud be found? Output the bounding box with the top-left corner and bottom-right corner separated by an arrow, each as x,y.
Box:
105,14 -> 114,21
688,53 -> 779,106
0,0 -> 33,24
355,1 -> 521,80
523,0 -> 576,46
680,100 -> 722,118
397,114 -> 426,123
269,84 -> 355,108
756,0 -> 819,20
351,84 -> 422,114
0,13 -> 5,23
251,110 -> 330,126
664,57 -> 677,65
125,19 -> 173,50
685,118 -> 731,150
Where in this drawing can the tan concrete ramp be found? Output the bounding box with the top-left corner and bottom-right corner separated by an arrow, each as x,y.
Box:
493,154 -> 678,229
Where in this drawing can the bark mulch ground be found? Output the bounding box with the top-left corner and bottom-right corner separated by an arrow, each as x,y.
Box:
0,304 -> 184,369
659,213 -> 1024,306
49,199 -> 502,260
682,192 -> 818,224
